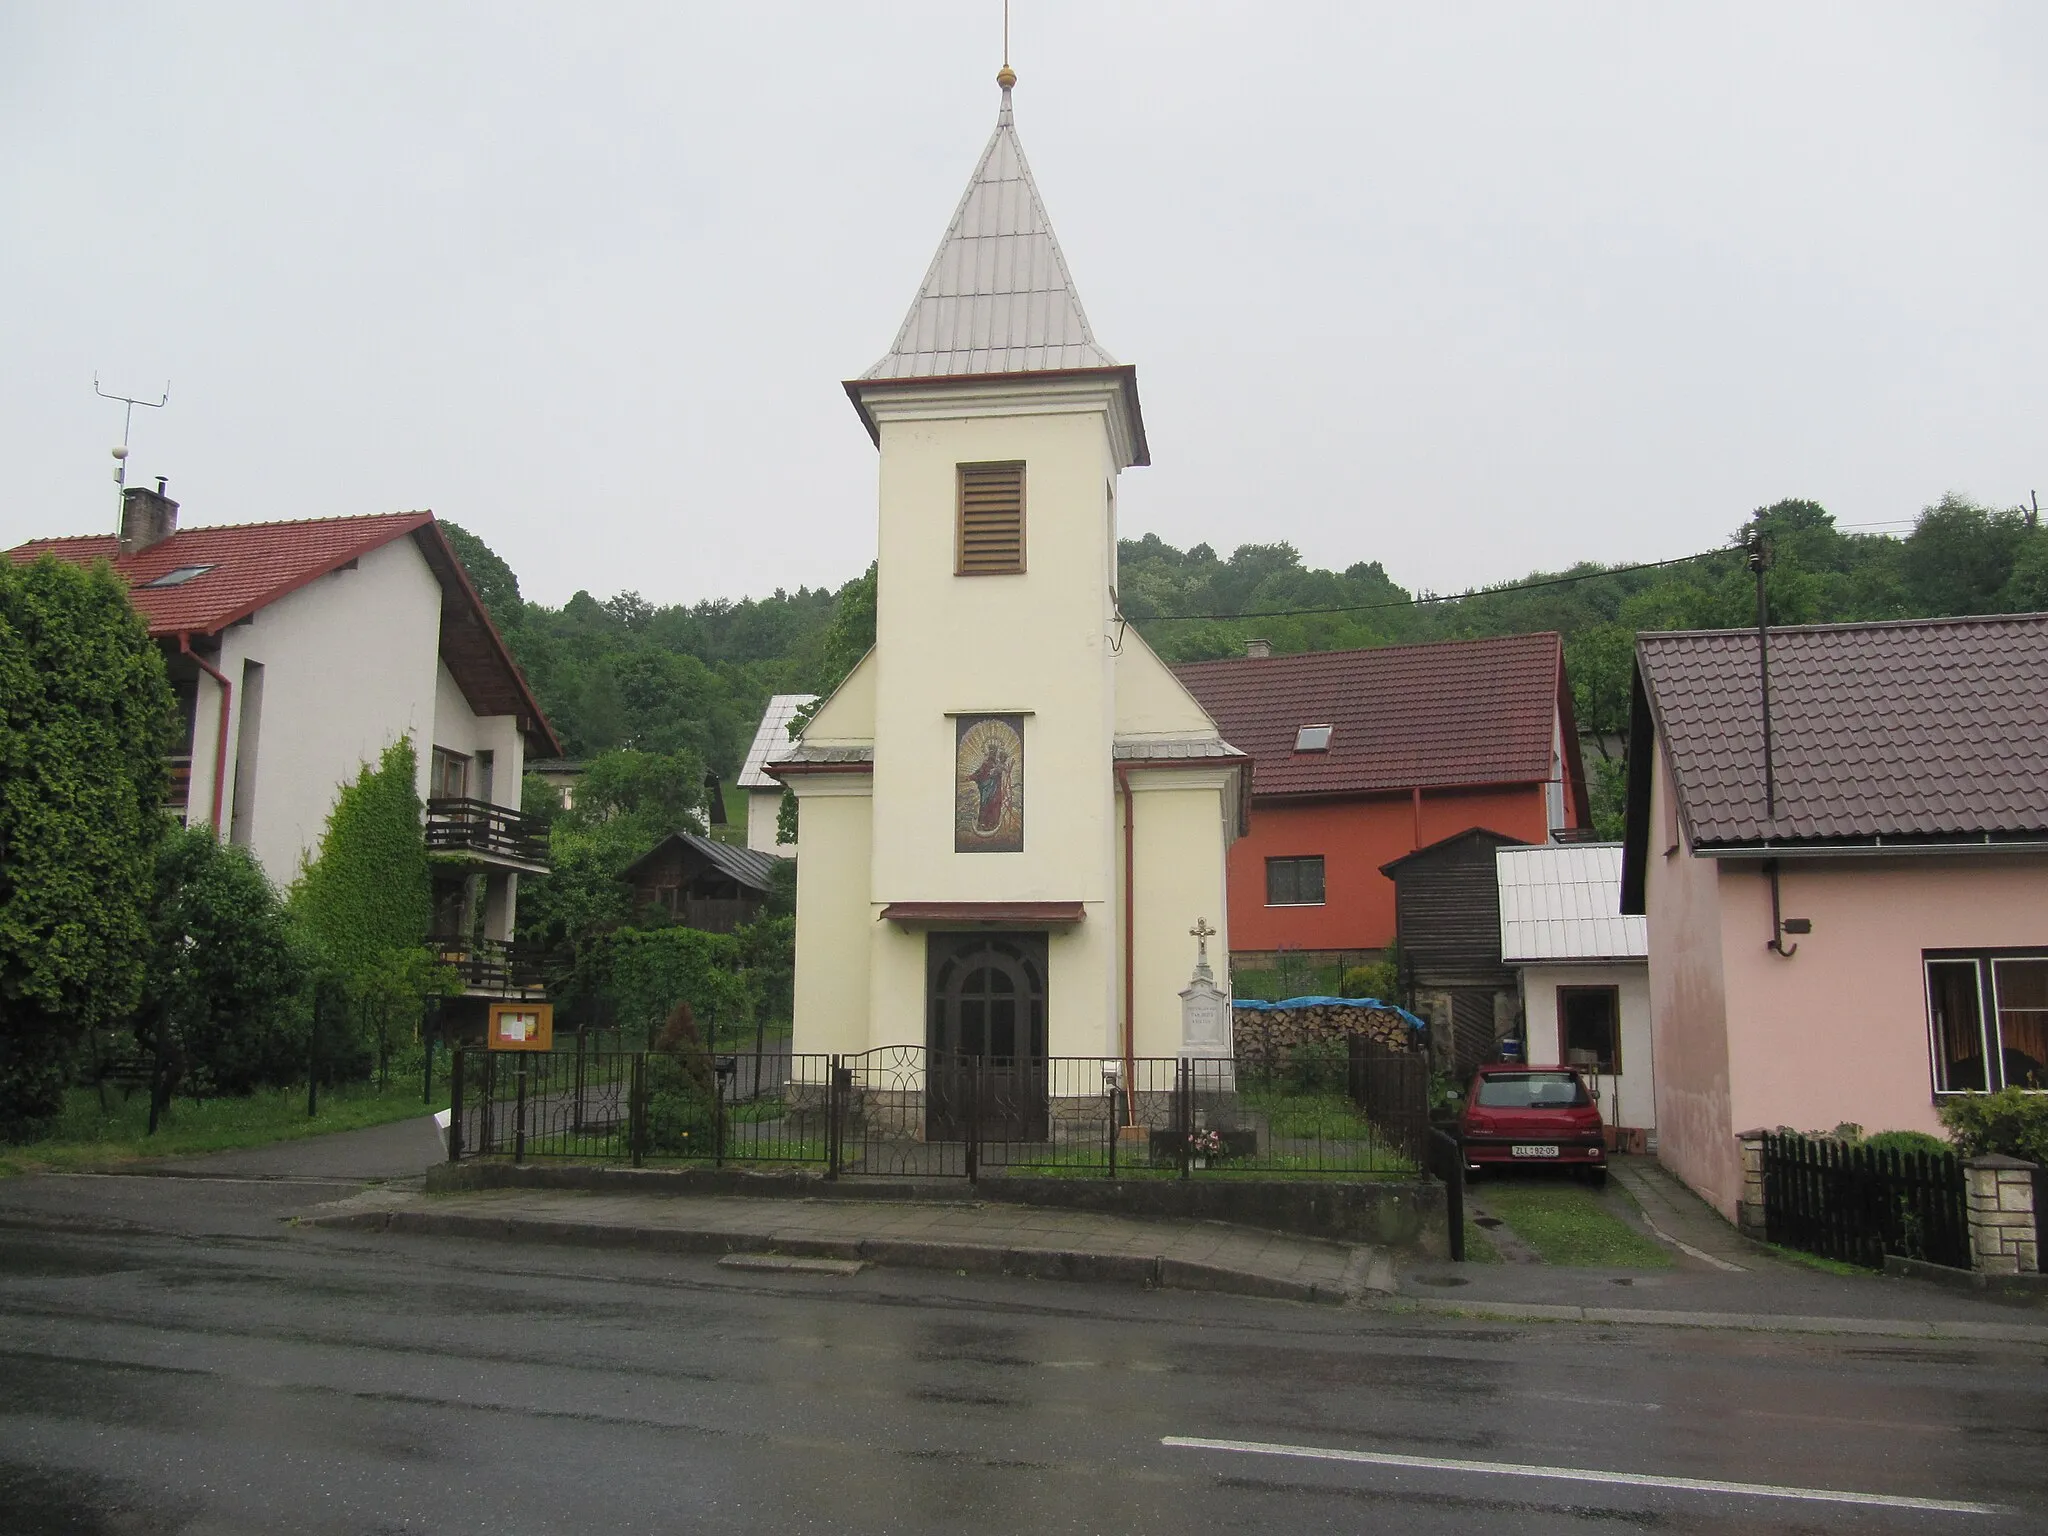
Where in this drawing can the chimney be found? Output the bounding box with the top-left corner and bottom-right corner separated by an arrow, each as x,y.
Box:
1244,637 -> 1272,659
120,483 -> 178,556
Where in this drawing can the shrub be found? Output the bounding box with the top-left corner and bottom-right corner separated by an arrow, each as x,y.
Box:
1288,1038 -> 1347,1094
1859,1129 -> 1952,1160
146,825 -> 311,1096
1339,961 -> 1399,1001
643,1001 -> 718,1157
599,926 -> 751,1047
735,914 -> 794,1027
1938,1089 -> 2048,1166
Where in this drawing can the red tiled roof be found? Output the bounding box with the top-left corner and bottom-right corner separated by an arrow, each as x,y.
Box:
1636,613 -> 2048,846
9,512 -> 561,756
9,512 -> 432,635
1175,633 -> 1570,798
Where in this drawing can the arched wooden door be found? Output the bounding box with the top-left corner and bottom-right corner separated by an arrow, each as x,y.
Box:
926,933 -> 1049,1141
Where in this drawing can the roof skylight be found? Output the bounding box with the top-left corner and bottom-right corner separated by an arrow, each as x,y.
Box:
1294,724 -> 1333,753
142,564 -> 216,588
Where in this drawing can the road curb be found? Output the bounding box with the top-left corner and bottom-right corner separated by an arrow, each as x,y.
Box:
309,1206 -> 1353,1306
1386,1294 -> 2048,1342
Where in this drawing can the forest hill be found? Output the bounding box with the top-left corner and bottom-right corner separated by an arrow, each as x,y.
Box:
448,494 -> 2046,797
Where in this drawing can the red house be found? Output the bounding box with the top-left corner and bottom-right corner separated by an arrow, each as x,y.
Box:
1176,633 -> 1592,960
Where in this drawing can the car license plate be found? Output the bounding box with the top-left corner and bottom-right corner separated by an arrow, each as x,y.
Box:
1510,1144 -> 1559,1158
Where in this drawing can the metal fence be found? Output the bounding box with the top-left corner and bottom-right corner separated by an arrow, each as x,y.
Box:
450,1039 -> 1429,1181
1761,1131 -> 1971,1270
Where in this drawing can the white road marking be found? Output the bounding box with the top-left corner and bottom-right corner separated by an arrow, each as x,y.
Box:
1161,1436 -> 2003,1515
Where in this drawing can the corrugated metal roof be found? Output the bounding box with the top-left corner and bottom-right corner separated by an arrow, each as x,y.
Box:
863,86 -> 1114,380
1496,843 -> 1647,963
738,694 -> 818,788
1175,634 -> 1565,798
1638,614 -> 2048,846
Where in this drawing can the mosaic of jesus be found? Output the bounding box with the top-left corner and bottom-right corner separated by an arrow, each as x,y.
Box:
954,714 -> 1024,852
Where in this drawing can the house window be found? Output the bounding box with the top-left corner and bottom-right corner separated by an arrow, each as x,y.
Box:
1293,724 -> 1333,753
1558,985 -> 1621,1073
431,747 -> 469,800
1927,953 -> 2048,1093
957,462 -> 1025,575
1265,855 -> 1325,906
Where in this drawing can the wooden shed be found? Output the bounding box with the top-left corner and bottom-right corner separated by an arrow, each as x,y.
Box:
1381,827 -> 1528,1076
621,831 -> 785,934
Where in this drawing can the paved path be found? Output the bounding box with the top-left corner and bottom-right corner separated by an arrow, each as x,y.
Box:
1608,1154 -> 1755,1269
148,1110 -> 446,1182
308,1186 -> 1380,1305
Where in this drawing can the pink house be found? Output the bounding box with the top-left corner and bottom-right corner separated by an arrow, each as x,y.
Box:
1620,614 -> 2048,1222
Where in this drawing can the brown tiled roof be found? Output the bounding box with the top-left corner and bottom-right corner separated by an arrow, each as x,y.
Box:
9,513 -> 561,756
1174,633 -> 1576,801
10,512 -> 431,634
1637,613 -> 2048,847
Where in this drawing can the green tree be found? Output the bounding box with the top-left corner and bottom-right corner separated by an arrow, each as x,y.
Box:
290,737 -> 443,1079
597,926 -> 751,1047
145,825 -> 311,1096
515,750 -> 709,1018
0,557 -> 174,1136
439,520 -> 526,627
1901,496 -> 2034,615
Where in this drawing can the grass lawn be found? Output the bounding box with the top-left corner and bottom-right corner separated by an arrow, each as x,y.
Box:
1472,1176 -> 1673,1268
0,1078 -> 447,1178
1765,1243 -> 1871,1277
1462,1219 -> 1502,1262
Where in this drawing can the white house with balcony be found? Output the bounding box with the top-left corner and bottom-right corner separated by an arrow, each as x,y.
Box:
10,486 -> 561,1020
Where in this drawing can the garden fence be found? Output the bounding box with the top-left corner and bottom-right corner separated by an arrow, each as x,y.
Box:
1761,1131 -> 1970,1270
449,1037 -> 1431,1182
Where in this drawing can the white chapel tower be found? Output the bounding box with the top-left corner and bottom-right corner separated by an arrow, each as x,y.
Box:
772,65 -> 1243,1084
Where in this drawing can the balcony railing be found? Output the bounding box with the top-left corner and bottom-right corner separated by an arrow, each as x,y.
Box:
431,935 -> 547,995
166,754 -> 192,816
425,797 -> 548,866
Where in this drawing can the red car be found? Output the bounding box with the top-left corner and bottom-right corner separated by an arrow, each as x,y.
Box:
1458,1064 -> 1607,1185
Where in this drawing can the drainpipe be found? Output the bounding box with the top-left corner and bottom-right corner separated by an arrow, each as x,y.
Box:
1410,786 -> 1423,849
179,633 -> 232,836
1117,764 -> 1137,1122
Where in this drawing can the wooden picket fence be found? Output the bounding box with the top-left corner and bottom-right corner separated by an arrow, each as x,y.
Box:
1761,1132 -> 1970,1270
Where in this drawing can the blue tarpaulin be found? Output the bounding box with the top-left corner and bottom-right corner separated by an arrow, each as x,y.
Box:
1231,996 -> 1428,1032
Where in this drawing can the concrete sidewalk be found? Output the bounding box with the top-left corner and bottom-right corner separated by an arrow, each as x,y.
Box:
305,1186 -> 1386,1306
301,1177 -> 2048,1342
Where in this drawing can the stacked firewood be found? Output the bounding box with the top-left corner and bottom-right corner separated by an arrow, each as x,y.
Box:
1232,1003 -> 1418,1056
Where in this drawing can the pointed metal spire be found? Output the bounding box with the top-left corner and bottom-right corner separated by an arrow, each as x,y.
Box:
863,67 -> 1116,380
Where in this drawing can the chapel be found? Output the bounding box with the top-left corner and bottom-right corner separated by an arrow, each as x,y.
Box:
770,65 -> 1245,1088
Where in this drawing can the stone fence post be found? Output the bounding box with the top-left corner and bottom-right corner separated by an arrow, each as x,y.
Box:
1735,1129 -> 1769,1241
1966,1156 -> 2040,1275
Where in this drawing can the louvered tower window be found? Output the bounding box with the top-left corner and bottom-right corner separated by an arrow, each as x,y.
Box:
957,462 -> 1025,575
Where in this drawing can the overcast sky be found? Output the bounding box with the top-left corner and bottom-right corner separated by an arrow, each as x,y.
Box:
5,4 -> 2042,608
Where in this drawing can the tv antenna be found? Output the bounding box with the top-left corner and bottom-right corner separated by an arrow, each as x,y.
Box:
94,375 -> 169,532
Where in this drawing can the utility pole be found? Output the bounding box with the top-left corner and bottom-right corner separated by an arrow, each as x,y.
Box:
1746,531 -> 1776,825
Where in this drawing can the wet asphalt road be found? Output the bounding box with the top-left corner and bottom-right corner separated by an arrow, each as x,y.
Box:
0,1169 -> 2043,1535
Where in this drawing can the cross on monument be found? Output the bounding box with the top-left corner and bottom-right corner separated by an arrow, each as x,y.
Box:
1188,917 -> 1216,981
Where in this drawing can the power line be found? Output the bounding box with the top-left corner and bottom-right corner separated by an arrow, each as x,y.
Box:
1135,546 -> 1733,623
